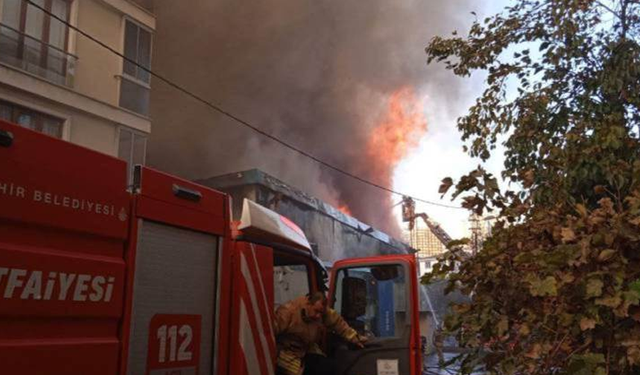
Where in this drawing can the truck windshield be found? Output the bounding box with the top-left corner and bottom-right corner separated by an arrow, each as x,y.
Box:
333,264 -> 407,339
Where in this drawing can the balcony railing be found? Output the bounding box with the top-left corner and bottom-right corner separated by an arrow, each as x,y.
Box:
0,24 -> 77,87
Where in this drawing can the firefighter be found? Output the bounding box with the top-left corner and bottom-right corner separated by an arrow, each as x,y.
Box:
274,291 -> 366,375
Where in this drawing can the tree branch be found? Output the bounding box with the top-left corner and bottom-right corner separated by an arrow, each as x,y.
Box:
621,0 -> 629,39
594,0 -> 622,21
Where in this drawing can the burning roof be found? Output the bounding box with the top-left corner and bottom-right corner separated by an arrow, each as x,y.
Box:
198,169 -> 414,261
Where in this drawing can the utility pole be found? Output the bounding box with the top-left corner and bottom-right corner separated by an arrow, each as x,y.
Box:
469,213 -> 481,255
468,213 -> 495,255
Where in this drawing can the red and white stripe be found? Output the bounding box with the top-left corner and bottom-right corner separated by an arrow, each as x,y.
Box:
237,246 -> 275,375
239,300 -> 262,375
250,246 -> 275,337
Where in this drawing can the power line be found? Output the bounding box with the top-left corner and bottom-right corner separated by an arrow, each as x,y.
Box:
23,0 -> 464,210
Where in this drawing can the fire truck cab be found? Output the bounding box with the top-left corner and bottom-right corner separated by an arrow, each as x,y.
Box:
0,119 -> 421,375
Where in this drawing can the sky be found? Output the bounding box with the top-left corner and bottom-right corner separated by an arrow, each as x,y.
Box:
393,0 -> 511,239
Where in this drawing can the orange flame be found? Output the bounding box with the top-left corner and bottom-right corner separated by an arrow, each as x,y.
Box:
333,87 -> 425,226
337,204 -> 352,216
367,87 -> 427,183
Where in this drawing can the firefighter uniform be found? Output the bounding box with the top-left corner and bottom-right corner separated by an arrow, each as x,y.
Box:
274,296 -> 361,375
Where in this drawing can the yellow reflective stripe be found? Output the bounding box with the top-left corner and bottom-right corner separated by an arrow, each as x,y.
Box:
324,309 -> 340,325
277,351 -> 302,375
343,329 -> 357,341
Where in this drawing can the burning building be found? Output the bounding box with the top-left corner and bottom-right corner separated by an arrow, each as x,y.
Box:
198,168 -> 413,263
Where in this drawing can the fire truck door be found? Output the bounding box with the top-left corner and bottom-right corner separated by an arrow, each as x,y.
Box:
228,242 -> 276,375
329,256 -> 421,375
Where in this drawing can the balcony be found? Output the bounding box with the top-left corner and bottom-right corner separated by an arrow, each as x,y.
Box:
0,24 -> 77,87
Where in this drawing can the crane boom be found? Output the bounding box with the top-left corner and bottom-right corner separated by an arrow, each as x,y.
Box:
401,196 -> 452,247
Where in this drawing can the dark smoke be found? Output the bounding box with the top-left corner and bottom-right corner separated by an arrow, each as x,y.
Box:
147,0 -> 475,237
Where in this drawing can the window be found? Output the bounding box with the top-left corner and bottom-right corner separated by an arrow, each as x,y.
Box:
0,99 -> 63,137
419,260 -> 433,276
333,264 -> 407,339
118,127 -> 147,182
274,264 -> 310,308
119,19 -> 151,116
0,0 -> 76,86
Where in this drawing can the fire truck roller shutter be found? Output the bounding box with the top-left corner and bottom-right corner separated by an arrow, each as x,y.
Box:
127,220 -> 219,375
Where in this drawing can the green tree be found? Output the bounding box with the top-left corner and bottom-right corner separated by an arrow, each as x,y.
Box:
424,1 -> 640,374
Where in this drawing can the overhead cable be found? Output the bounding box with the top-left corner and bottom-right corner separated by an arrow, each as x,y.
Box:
24,0 -> 465,210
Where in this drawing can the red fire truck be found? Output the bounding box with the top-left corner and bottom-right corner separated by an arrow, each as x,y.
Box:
0,119 -> 422,375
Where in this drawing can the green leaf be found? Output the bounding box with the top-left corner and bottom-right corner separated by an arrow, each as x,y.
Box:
623,291 -> 640,306
629,279 -> 640,295
559,313 -> 574,327
568,354 -> 606,375
586,278 -> 604,298
497,316 -> 509,336
595,294 -> 622,308
529,276 -> 558,297
597,249 -> 616,262
573,353 -> 605,365
446,238 -> 470,249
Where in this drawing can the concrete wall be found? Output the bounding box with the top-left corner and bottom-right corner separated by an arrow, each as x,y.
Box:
74,0 -> 155,112
69,111 -> 119,154
74,0 -> 123,107
0,0 -> 154,156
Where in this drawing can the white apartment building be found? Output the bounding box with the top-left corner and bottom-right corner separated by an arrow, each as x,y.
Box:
0,0 -> 154,177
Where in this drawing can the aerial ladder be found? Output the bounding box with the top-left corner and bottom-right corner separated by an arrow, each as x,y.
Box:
401,196 -> 452,247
